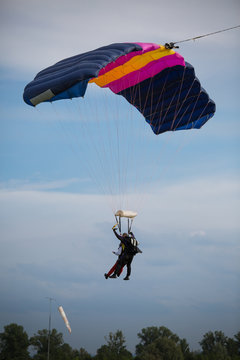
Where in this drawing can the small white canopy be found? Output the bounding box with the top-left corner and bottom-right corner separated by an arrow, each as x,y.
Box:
115,210 -> 138,219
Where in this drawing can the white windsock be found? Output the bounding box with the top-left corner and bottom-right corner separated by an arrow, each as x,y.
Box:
58,306 -> 71,334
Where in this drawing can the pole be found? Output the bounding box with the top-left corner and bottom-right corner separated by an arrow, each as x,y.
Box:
46,297 -> 55,360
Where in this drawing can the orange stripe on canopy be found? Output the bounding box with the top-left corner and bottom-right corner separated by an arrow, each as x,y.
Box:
90,46 -> 175,87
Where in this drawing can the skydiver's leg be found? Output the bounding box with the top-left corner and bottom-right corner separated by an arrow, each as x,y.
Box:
110,256 -> 126,278
124,256 -> 133,280
104,262 -> 117,279
126,262 -> 131,277
114,261 -> 124,277
116,264 -> 125,277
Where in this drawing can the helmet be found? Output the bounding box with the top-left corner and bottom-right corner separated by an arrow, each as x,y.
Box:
123,233 -> 128,237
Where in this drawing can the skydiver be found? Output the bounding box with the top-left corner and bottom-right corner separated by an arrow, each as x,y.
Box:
104,241 -> 125,279
109,224 -> 142,280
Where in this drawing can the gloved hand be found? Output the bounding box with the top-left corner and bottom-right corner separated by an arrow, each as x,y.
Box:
112,223 -> 118,230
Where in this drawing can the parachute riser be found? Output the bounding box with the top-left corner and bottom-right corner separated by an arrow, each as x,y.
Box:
115,216 -> 133,234
128,218 -> 134,233
115,215 -> 122,234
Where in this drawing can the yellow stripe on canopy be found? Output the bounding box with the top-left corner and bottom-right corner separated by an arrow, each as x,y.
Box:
89,46 -> 175,87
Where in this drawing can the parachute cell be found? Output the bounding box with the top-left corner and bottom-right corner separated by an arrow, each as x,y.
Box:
23,42 -> 216,135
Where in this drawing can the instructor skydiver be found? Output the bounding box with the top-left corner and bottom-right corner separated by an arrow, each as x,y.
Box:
104,242 -> 125,279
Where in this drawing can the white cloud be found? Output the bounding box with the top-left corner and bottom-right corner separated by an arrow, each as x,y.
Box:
0,178 -> 82,191
1,0 -> 239,75
0,175 -> 239,271
0,175 -> 239,242
0,175 -> 239,353
190,230 -> 206,237
137,176 -> 240,233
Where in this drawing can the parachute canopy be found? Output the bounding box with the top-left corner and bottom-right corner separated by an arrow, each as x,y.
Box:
23,42 -> 216,134
115,210 -> 137,234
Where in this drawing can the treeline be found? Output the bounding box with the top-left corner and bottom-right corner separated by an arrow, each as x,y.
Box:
0,323 -> 239,360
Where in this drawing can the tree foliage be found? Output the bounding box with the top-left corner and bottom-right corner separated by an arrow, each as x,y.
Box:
135,326 -> 185,360
30,328 -> 76,360
94,330 -> 133,360
1,323 -> 239,360
199,330 -> 240,360
78,347 -> 92,360
0,323 -> 30,360
226,332 -> 240,359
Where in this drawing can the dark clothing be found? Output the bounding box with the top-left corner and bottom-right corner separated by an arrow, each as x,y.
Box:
115,252 -> 134,278
112,229 -> 142,278
113,229 -> 142,255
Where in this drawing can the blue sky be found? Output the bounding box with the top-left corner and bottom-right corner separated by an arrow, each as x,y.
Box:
0,0 -> 240,355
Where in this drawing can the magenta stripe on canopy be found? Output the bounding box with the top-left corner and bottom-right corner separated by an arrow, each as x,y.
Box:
105,52 -> 185,93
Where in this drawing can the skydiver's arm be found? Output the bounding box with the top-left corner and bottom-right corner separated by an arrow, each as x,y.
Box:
113,245 -> 122,256
113,229 -> 130,248
113,228 -> 124,241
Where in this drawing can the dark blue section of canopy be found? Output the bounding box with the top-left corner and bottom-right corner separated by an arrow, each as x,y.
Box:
49,80 -> 89,102
118,62 -> 216,134
23,43 -> 142,106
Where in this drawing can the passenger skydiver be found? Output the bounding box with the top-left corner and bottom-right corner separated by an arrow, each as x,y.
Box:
104,240 -> 125,279
109,223 -> 142,280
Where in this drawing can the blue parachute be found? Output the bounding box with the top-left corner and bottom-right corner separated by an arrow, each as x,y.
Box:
23,42 -> 215,134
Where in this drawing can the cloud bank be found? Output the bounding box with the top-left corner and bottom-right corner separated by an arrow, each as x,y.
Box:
0,175 -> 239,352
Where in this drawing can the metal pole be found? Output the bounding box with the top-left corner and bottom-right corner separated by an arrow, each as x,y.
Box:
46,297 -> 55,360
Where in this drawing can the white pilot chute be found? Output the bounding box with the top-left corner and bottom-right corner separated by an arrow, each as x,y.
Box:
115,210 -> 137,234
58,306 -> 71,334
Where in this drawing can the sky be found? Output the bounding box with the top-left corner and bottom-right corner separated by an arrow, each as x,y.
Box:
0,0 -> 240,355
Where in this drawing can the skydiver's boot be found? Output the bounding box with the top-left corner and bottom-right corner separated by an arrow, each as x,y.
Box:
123,276 -> 130,280
109,274 -> 117,278
104,273 -> 108,279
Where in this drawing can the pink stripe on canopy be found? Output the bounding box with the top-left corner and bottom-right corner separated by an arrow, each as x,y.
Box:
106,52 -> 185,94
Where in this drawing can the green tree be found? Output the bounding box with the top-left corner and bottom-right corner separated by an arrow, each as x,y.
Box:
59,343 -> 77,360
135,326 -> 184,360
180,338 -> 193,360
199,330 -> 230,360
94,330 -> 133,360
30,328 -> 75,360
0,323 -> 30,360
226,331 -> 240,360
78,347 -> 93,359
30,328 -> 52,359
94,344 -> 111,360
136,337 -> 184,360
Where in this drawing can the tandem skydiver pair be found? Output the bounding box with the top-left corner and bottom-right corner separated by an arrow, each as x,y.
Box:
104,220 -> 142,281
